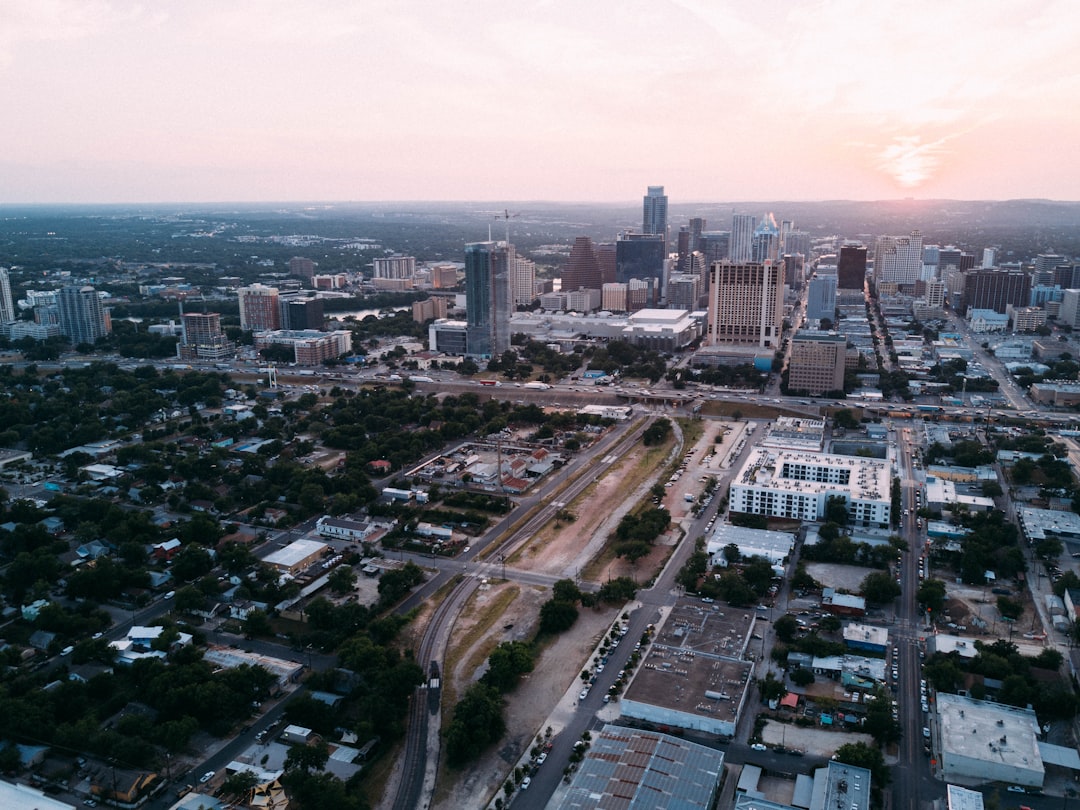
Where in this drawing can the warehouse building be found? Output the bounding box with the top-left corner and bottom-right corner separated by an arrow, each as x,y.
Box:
556,724 -> 724,810
261,538 -> 328,575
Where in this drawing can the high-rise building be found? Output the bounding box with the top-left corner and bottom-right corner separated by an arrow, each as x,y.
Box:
752,213 -> 780,263
373,255 -> 416,280
837,245 -> 868,290
785,231 -> 811,260
730,215 -> 756,263
596,243 -> 617,285
961,268 -> 1031,315
615,233 -> 666,303
464,241 -> 512,359
1035,254 -> 1066,276
0,268 -> 15,324
280,297 -> 324,331
676,227 -> 691,272
642,186 -> 668,246
1055,264 -> 1080,290
705,260 -> 785,348
981,248 -> 997,269
666,274 -> 701,311
178,312 -> 235,361
238,284 -> 281,332
1032,267 -> 1057,288
698,231 -> 730,267
562,237 -> 602,292
58,285 -> 111,346
1058,289 -> 1080,330
874,230 -> 923,287
511,254 -> 536,307
788,332 -> 847,395
289,257 -> 316,280
806,276 -> 838,322
430,264 -> 459,289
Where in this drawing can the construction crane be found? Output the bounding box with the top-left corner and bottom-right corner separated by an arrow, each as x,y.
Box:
492,209 -> 520,243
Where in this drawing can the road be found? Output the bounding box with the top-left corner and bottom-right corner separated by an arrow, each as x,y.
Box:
388,414 -> 654,807
889,424 -> 944,810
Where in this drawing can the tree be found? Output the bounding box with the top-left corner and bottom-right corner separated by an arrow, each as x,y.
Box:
916,579 -> 947,616
483,641 -> 535,692
758,672 -> 787,704
774,614 -> 799,643
861,571 -> 901,605
833,409 -> 859,430
328,566 -> 356,595
222,769 -> 260,797
642,418 -> 672,446
997,596 -> 1022,620
552,579 -> 582,604
445,683 -> 505,766
539,599 -> 578,634
285,740 -> 330,773
790,667 -> 815,686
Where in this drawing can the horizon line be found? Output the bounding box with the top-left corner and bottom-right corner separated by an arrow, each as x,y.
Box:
1,196 -> 1079,208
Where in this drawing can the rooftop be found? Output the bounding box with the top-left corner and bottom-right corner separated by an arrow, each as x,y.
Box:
937,693 -> 1042,773
556,724 -> 724,810
621,601 -> 755,727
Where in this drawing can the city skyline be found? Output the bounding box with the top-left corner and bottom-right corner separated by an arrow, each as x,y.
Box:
2,0 -> 1079,204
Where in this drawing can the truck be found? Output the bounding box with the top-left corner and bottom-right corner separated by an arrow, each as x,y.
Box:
478,379 -> 501,386
522,382 -> 551,390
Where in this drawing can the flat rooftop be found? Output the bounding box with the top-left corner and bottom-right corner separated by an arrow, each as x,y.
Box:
937,693 -> 1042,772
1019,506 -> 1080,541
556,724 -> 724,810
622,601 -> 754,728
735,447 -> 890,502
261,538 -> 327,569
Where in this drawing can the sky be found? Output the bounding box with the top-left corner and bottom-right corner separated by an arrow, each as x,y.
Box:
2,0 -> 1079,204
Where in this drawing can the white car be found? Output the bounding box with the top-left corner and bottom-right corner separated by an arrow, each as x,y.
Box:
521,776 -> 532,790
750,743 -> 767,751
579,688 -> 589,700
200,771 -> 215,783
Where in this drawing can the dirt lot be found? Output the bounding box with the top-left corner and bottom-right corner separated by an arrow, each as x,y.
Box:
428,424 -> 704,807
760,719 -> 873,758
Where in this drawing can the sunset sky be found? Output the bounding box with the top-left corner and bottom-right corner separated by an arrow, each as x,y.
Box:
2,0 -> 1078,204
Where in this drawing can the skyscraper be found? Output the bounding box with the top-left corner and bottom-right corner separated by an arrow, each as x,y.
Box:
788,332 -> 847,396
615,233 -> 666,305
806,275 -> 838,322
642,186 -> 668,247
58,285 -> 110,346
562,237 -> 602,292
752,213 -> 780,263
837,245 -> 868,290
730,214 -> 756,262
289,257 -> 316,280
511,253 -> 536,307
373,255 -> 416,279
280,297 -> 324,331
238,284 -> 281,332
0,268 -> 15,324
465,241 -> 512,359
874,230 -> 923,287
705,260 -> 785,348
178,312 -> 235,361
961,268 -> 1031,315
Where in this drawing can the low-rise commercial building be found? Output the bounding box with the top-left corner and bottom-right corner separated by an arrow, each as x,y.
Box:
937,693 -> 1044,788
620,600 -> 755,737
261,538 -> 328,575
556,724 -> 724,810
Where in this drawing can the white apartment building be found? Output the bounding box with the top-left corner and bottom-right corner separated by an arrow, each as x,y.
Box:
730,447 -> 891,527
